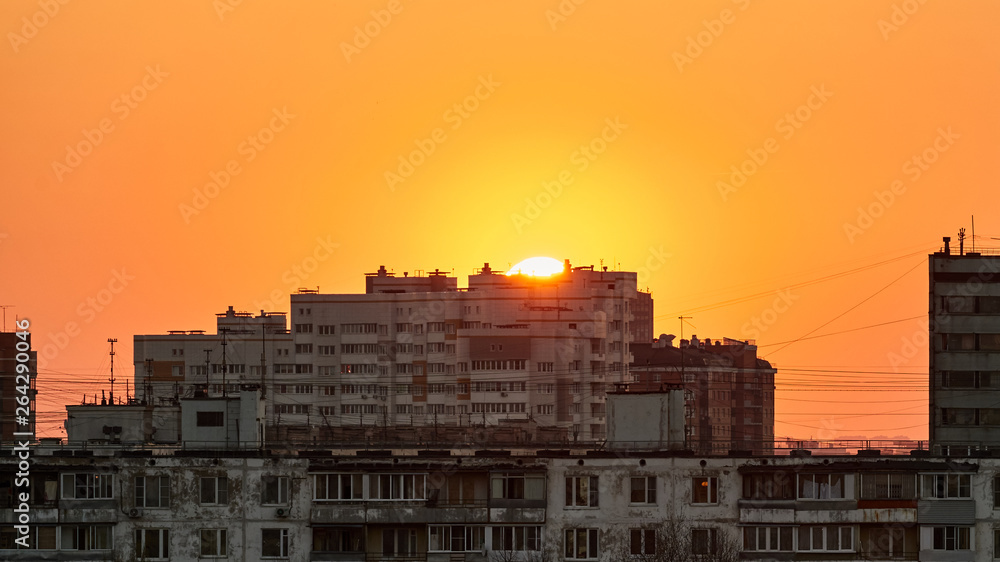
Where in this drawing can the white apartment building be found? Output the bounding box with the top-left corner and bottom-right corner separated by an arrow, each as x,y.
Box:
279,262 -> 650,442
132,307 -> 291,423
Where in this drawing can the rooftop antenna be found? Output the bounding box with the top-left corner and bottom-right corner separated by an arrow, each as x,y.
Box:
0,305 -> 12,331
972,215 -> 976,253
958,227 -> 966,256
108,338 -> 118,405
678,316 -> 695,380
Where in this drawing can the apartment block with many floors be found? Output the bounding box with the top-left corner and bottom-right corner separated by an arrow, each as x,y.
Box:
276,262 -> 649,443
628,334 -> 775,455
6,443 -> 1000,561
929,236 -> 1000,454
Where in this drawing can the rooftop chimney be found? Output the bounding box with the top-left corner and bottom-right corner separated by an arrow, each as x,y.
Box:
943,236 -> 951,255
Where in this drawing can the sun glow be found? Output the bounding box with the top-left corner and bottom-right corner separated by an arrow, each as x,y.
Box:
506,257 -> 565,277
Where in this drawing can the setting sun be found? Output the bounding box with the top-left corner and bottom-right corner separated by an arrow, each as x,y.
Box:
506,257 -> 565,277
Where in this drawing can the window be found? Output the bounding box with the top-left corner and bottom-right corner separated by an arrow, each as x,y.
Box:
295,343 -> 312,354
59,525 -> 112,550
201,529 -> 227,557
382,529 -> 418,556
536,404 -> 554,415
262,476 -> 289,505
318,324 -> 335,335
491,473 -> 545,500
381,529 -> 417,559
743,527 -> 794,551
691,528 -> 718,555
565,528 -> 599,560
340,323 -> 377,334
295,323 -> 313,333
861,473 -> 916,500
314,474 -> 364,501
630,529 -> 656,555
994,529 -> 1000,559
135,475 -> 170,508
369,474 -> 426,500
797,526 -> 854,552
200,476 -> 229,505
313,527 -> 364,552
565,476 -> 599,507
922,474 -> 971,498
428,525 -> 484,552
197,411 -> 224,427
743,473 -> 795,500
61,473 -> 113,499
932,526 -> 971,550
276,404 -> 309,415
262,528 -> 290,558
692,476 -> 718,504
798,474 -> 846,499
492,526 -> 542,551
135,529 -> 168,559
630,476 -> 656,504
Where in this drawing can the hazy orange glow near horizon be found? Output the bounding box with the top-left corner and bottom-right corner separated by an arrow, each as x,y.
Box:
2,1 -> 998,441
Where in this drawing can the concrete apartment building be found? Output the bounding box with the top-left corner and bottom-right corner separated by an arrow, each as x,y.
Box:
266,262 -> 649,443
629,335 -> 776,455
128,263 -> 782,449
132,307 -> 291,418
929,236 -> 1000,453
0,331 -> 36,442
5,441 -> 1000,561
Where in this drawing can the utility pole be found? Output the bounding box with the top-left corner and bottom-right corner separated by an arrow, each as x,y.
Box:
108,339 -> 118,404
144,359 -> 154,405
678,316 -> 693,379
203,349 -> 212,389
220,328 -> 229,397
0,305 -> 13,331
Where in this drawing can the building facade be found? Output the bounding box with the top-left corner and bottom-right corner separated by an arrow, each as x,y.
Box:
0,331 -> 36,442
929,237 -> 1000,452
277,262 -> 649,443
132,307 -> 291,422
628,335 -> 776,455
4,444 -> 1000,561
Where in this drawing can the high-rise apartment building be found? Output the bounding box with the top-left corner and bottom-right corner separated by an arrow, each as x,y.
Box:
929,236 -> 1000,452
279,262 -> 648,442
628,335 -> 775,455
133,308 -> 291,411
0,331 -> 36,442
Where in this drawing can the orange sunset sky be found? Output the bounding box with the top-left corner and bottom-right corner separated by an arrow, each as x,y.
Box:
2,1 -> 999,441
